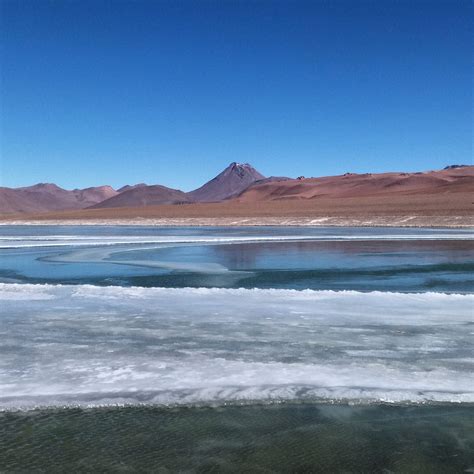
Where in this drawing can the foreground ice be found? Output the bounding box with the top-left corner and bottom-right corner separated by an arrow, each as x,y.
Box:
0,284 -> 473,409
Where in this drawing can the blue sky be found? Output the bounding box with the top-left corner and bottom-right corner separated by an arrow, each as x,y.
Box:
1,0 -> 471,191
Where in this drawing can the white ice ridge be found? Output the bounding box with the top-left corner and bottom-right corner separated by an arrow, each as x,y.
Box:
1,284 -> 473,410
0,232 -> 472,248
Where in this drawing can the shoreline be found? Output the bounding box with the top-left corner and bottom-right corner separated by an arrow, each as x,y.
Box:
2,397 -> 473,414
0,216 -> 473,227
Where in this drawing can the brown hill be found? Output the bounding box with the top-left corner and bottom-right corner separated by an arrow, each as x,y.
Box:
187,162 -> 265,202
90,185 -> 189,208
235,167 -> 474,202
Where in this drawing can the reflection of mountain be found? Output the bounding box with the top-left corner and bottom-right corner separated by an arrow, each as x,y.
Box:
210,242 -> 267,269
210,239 -> 474,271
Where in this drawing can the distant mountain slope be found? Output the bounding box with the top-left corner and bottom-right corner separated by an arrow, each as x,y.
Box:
0,183 -> 118,214
117,183 -> 147,193
71,186 -> 118,206
235,167 -> 474,202
90,185 -> 189,208
188,162 -> 265,202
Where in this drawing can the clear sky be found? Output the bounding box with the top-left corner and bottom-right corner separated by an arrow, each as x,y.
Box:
1,0 -> 472,191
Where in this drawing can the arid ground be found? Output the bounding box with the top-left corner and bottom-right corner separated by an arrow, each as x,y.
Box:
1,190 -> 472,227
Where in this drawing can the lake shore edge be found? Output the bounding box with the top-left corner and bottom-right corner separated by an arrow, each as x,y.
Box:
1,216 -> 473,227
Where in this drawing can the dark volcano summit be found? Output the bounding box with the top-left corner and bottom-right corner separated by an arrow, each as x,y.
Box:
187,162 -> 265,202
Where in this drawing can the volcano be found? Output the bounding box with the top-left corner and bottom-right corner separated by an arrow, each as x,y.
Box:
187,162 -> 265,202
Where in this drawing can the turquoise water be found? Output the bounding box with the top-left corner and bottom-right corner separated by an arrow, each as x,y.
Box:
0,226 -> 473,471
1,226 -> 472,292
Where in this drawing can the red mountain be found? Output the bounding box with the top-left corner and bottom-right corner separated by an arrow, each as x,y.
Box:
235,166 -> 474,202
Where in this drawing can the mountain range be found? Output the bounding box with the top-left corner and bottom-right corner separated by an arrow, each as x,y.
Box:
0,163 -> 268,214
0,183 -> 118,214
0,162 -> 472,215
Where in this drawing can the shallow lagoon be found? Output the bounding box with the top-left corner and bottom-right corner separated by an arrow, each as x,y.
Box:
0,226 -> 472,292
0,226 -> 473,471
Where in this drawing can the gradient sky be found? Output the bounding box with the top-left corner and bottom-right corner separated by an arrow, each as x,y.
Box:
1,0 -> 472,191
